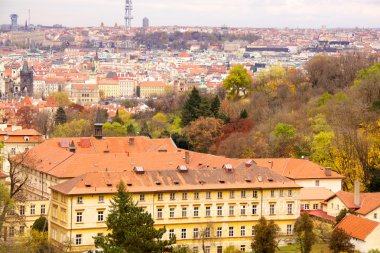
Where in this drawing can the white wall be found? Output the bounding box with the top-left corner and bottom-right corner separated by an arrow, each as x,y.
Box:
295,178 -> 342,192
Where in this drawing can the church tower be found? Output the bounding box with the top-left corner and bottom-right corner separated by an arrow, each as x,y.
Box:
20,61 -> 33,97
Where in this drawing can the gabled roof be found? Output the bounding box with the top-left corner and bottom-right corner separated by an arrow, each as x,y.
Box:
300,187 -> 335,200
336,215 -> 379,241
326,191 -> 380,215
253,158 -> 344,179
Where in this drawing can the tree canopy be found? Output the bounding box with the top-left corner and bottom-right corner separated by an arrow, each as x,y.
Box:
251,217 -> 280,253
223,64 -> 253,99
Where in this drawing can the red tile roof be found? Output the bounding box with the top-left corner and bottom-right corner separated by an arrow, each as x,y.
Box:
253,158 -> 344,179
336,215 -> 379,241
329,191 -> 380,215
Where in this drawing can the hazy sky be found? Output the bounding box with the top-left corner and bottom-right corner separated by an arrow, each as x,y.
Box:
0,0 -> 379,28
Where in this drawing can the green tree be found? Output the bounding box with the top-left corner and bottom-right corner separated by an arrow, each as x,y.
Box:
181,87 -> 202,126
240,109 -> 248,119
52,119 -> 92,137
210,95 -> 221,117
294,214 -> 315,253
329,228 -> 354,253
335,209 -> 349,225
251,217 -> 280,253
54,107 -> 67,125
32,216 -> 48,232
223,64 -> 253,99
103,122 -> 127,137
113,110 -> 124,125
94,181 -> 175,253
271,123 -> 297,157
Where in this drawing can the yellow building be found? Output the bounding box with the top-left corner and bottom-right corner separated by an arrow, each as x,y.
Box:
98,78 -> 120,98
49,167 -> 301,253
138,81 -> 170,98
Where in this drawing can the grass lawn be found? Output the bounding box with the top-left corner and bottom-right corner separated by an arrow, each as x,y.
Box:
277,243 -> 331,253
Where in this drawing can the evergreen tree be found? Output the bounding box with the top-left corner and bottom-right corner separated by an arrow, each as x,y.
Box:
181,87 -> 202,126
251,217 -> 280,253
240,109 -> 248,119
54,107 -> 67,125
329,228 -> 354,253
31,216 -> 48,232
113,110 -> 124,125
294,214 -> 315,253
95,181 -> 175,253
210,95 -> 221,117
335,209 -> 349,225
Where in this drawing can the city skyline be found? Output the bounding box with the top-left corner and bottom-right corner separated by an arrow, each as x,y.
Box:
0,0 -> 379,28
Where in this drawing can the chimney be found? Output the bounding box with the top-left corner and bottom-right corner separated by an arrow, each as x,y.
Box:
325,167 -> 332,176
354,180 -> 360,208
69,140 -> 76,153
185,151 -> 190,164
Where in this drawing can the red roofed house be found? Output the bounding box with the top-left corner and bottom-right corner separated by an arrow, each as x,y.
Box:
336,215 -> 380,252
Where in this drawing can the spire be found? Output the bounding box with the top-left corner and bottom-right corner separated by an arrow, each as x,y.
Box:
21,61 -> 29,72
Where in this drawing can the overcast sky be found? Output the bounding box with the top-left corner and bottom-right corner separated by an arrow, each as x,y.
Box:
0,0 -> 379,28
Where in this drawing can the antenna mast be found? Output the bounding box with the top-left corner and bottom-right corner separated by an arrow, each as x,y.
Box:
125,0 -> 133,29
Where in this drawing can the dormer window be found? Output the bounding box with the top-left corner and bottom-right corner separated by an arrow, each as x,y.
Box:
177,165 -> 188,173
24,136 -> 29,142
223,164 -> 233,172
133,166 -> 145,174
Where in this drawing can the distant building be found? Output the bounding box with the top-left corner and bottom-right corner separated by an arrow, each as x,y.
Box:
20,61 -> 34,97
138,81 -> 169,98
70,83 -> 99,105
143,17 -> 149,28
10,14 -> 18,31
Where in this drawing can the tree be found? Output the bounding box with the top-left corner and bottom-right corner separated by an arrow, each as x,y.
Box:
103,122 -> 127,137
294,213 -> 315,253
54,107 -> 67,125
185,117 -> 223,153
32,216 -> 48,232
223,64 -> 253,99
240,109 -> 248,119
16,106 -> 34,129
181,87 -> 202,126
94,181 -> 175,253
113,110 -> 124,125
0,152 -> 34,239
34,111 -> 52,136
271,123 -> 297,157
49,92 -> 71,107
210,95 -> 220,117
52,119 -> 92,137
251,217 -> 280,253
335,209 -> 349,225
329,228 -> 354,253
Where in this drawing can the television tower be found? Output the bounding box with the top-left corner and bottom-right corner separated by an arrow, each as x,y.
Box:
125,0 -> 133,28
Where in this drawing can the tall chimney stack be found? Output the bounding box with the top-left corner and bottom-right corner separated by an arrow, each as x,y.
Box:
185,151 -> 190,165
354,180 -> 360,208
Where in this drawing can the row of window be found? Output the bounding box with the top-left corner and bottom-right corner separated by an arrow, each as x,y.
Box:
5,226 -> 25,237
157,203 -> 293,218
301,203 -> 320,210
168,224 -> 293,240
73,189 -> 294,205
19,204 -> 46,216
76,210 -> 104,223
73,224 -> 293,246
